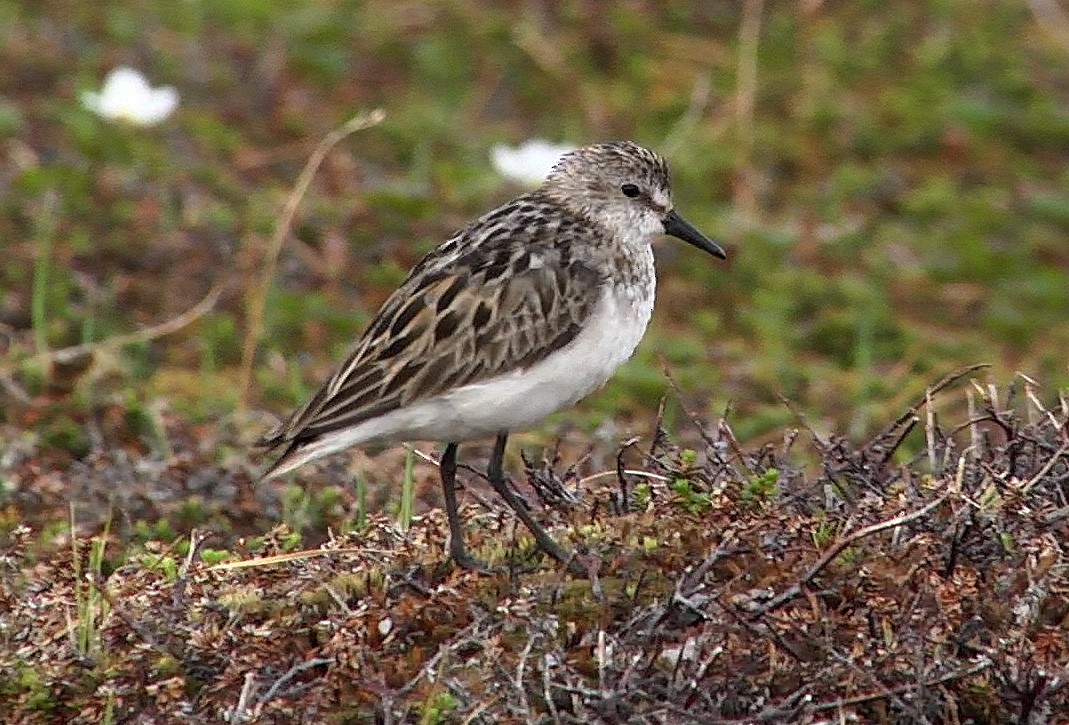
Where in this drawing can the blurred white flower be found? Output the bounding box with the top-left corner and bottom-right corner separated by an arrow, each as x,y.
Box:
81,67 -> 178,126
491,139 -> 576,186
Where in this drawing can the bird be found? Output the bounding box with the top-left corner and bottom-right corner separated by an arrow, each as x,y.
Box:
257,140 -> 726,573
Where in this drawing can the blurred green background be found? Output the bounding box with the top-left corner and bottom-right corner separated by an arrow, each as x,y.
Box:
3,0 -> 1068,453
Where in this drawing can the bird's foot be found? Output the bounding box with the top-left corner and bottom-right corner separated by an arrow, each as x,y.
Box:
447,547 -> 501,575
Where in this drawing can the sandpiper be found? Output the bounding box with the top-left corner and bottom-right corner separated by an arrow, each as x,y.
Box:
258,141 -> 726,572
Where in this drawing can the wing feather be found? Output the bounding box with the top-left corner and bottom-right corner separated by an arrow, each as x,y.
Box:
258,197 -> 604,456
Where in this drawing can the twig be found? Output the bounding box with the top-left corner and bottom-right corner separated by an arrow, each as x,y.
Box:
680,540 -> 737,599
91,570 -> 168,654
717,417 -> 753,474
915,364 -> 991,406
515,634 -> 535,716
870,414 -> 918,469
718,596 -> 807,663
829,647 -> 929,723
578,469 -> 670,487
232,672 -> 258,723
172,529 -> 210,613
3,281 -> 224,374
395,619 -> 489,704
180,528 -> 210,576
238,109 -> 386,407
596,629 -> 609,697
948,414 -> 1003,439
915,364 -> 991,472
0,375 -> 31,404
683,645 -> 722,711
663,74 -> 714,155
1025,380 -> 1062,432
734,0 -> 765,225
461,698 -> 498,725
650,394 -> 669,456
739,685 -> 813,724
257,657 -> 333,707
809,659 -> 992,713
1020,442 -> 1069,493
395,645 -> 448,699
322,584 -> 352,614
542,652 -> 560,723
754,494 -> 949,615
967,386 -> 983,461
615,436 -> 642,512
926,386 -> 939,474
408,446 -> 499,513
778,393 -> 828,451
208,545 -> 392,571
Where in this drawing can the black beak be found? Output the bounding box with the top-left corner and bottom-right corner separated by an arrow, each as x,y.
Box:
662,209 -> 726,260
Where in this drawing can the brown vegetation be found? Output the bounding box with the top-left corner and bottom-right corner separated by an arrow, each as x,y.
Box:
4,371 -> 1067,722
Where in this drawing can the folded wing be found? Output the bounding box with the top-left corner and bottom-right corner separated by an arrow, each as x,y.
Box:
258,233 -> 602,471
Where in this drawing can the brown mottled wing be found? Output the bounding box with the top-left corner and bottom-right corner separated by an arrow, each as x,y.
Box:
258,239 -> 602,451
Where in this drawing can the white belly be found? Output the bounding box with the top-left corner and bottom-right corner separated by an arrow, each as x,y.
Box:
432,282 -> 655,439
308,281 -> 655,454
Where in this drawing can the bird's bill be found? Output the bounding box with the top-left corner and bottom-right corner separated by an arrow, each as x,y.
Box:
662,209 -> 726,260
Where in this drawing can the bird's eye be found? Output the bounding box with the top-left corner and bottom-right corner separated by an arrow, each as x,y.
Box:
620,183 -> 641,198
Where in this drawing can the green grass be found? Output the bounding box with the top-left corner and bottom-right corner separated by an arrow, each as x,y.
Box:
68,506 -> 110,659
3,0 -> 1069,547
30,191 -> 59,356
399,446 -> 416,531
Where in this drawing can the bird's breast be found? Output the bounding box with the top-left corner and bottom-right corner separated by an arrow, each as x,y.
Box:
424,275 -> 654,438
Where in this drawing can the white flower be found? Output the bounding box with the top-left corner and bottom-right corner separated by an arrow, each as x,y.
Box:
81,66 -> 179,126
491,139 -> 576,186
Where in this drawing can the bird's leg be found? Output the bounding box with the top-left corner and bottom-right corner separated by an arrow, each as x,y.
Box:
439,442 -> 492,572
485,432 -> 582,573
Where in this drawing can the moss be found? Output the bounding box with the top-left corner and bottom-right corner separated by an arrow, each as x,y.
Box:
218,587 -> 266,616
38,414 -> 92,458
741,469 -> 780,507
199,548 -> 233,566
